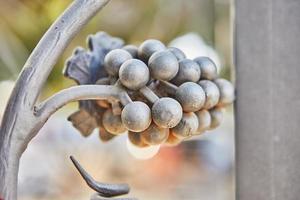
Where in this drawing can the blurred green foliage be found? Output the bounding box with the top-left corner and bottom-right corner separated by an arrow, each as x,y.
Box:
0,0 -> 231,96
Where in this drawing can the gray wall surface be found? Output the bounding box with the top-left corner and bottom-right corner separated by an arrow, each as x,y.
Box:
235,0 -> 300,199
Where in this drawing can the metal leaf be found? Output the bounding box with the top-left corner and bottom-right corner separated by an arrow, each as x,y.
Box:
98,127 -> 116,142
64,32 -> 126,137
68,109 -> 98,137
87,31 -> 124,53
63,47 -> 91,84
88,32 -> 125,83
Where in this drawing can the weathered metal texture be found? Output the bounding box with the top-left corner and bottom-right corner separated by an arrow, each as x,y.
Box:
235,0 -> 300,199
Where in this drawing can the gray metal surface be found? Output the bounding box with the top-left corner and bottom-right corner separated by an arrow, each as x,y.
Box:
235,0 -> 300,199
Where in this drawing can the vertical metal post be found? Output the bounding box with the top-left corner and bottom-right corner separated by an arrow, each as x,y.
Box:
235,0 -> 300,199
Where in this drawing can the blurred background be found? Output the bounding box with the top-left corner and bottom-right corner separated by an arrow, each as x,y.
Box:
0,0 -> 234,199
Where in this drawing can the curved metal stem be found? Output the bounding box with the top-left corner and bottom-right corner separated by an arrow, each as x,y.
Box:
70,156 -> 130,198
34,85 -> 123,120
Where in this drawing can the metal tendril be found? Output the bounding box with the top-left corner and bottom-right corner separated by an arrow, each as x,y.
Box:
70,156 -> 136,199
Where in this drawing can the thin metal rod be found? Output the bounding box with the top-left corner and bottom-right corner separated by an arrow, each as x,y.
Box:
158,81 -> 178,95
119,92 -> 133,106
139,86 -> 159,104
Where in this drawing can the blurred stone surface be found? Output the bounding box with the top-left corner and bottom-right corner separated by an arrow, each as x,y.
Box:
235,0 -> 300,199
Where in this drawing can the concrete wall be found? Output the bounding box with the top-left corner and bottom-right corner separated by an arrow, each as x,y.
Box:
234,0 -> 300,199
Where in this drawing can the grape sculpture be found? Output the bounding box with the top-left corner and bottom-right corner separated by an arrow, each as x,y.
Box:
64,32 -> 234,149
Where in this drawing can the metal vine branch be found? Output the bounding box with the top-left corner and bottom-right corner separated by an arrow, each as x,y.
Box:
0,0 -> 234,200
0,1 -> 111,199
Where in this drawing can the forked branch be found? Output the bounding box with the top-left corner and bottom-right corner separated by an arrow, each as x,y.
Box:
22,0 -> 110,109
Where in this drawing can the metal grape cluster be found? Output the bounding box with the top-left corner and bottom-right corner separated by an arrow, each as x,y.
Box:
64,32 -> 234,148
